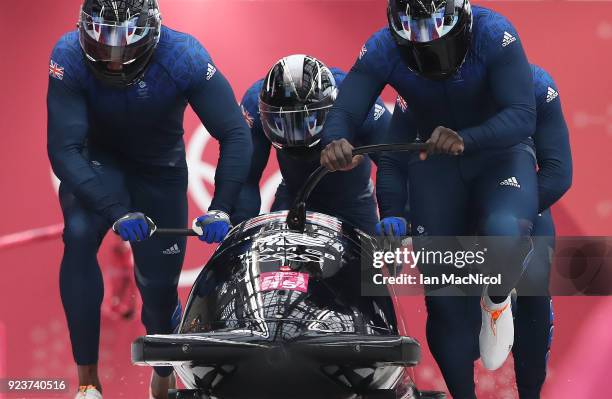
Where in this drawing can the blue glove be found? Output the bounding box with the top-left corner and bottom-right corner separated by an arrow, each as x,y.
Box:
375,217 -> 407,237
192,210 -> 231,244
112,212 -> 155,242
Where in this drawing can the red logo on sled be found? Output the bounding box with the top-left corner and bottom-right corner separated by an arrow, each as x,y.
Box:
259,271 -> 309,293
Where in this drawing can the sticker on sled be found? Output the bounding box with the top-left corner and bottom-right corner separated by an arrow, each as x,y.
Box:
259,271 -> 309,293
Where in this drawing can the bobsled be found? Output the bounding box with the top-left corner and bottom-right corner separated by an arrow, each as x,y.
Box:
131,144 -> 445,399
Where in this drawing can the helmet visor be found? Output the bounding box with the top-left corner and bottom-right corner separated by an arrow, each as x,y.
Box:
390,0 -> 464,43
79,9 -> 160,63
259,103 -> 331,149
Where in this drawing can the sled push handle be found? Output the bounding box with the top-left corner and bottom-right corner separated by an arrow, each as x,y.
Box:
287,142 -> 429,231
153,228 -> 199,237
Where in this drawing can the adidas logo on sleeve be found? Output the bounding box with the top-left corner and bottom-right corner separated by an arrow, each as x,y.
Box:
206,63 -> 217,80
546,87 -> 559,103
374,104 -> 386,121
162,243 -> 181,255
502,31 -> 516,47
359,44 -> 367,60
499,177 -> 521,188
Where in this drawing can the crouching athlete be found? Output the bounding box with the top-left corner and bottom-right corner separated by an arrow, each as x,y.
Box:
319,0 -> 541,396
46,1 -> 252,398
232,55 -> 391,234
377,64 -> 572,398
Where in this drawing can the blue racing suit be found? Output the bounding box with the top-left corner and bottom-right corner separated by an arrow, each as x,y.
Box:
47,26 -> 252,376
376,64 -> 571,398
321,6 -> 538,398
512,65 -> 572,399
232,68 -> 391,234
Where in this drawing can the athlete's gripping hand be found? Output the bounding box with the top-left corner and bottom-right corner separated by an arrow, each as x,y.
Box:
375,217 -> 408,237
320,139 -> 364,171
192,210 -> 231,244
420,126 -> 464,160
112,212 -> 156,242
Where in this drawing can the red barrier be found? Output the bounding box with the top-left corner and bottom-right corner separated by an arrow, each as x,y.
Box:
0,224 -> 62,250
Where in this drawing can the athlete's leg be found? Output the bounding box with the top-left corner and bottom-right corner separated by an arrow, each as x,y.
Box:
472,148 -> 538,298
425,295 -> 481,399
515,211 -> 554,296
409,155 -> 479,399
60,187 -> 108,390
230,185 -> 263,226
513,210 -> 555,399
58,151 -> 129,390
127,167 -> 188,379
469,148 -> 538,370
231,180 -> 291,226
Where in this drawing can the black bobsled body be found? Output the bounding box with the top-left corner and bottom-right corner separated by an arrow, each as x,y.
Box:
133,211 -> 432,399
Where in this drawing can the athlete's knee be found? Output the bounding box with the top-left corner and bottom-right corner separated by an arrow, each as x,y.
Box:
62,216 -> 101,247
137,274 -> 179,310
481,212 -> 533,237
142,288 -> 178,311
481,213 -> 535,265
520,250 -> 552,294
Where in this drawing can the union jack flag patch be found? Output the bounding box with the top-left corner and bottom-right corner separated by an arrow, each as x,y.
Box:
49,60 -> 64,80
396,95 -> 408,113
241,105 -> 254,128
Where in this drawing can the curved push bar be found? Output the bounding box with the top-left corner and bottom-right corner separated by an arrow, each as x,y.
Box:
286,143 -> 429,231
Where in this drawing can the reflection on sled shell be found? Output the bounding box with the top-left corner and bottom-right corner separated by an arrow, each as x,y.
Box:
133,211 -> 423,399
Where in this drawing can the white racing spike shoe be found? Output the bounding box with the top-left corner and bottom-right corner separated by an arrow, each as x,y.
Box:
479,289 -> 514,370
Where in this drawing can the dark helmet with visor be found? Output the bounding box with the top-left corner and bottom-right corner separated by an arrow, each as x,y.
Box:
78,0 -> 162,87
387,0 -> 473,80
259,55 -> 338,160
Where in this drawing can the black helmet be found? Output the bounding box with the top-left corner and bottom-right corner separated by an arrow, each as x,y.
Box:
387,0 -> 473,80
78,0 -> 161,87
259,55 -> 338,160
